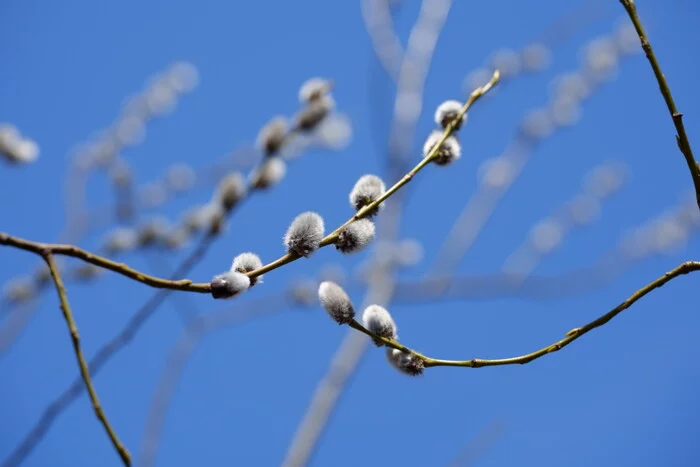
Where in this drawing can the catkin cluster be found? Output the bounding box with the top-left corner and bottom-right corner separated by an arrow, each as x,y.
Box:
422,100 -> 465,166
317,281 -> 424,376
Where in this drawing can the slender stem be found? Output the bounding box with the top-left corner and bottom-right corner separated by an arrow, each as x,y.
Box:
348,261 -> 700,369
247,70 -> 501,280
41,252 -> 131,465
0,233 -> 210,293
619,0 -> 700,209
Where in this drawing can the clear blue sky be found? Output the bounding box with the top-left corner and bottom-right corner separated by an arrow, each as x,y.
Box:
1,1 -> 699,466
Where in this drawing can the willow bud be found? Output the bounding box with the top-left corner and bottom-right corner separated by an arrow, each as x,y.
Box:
362,304 -> 397,346
318,281 -> 354,324
386,348 -> 424,376
336,219 -> 375,254
210,271 -> 250,299
284,211 -> 325,257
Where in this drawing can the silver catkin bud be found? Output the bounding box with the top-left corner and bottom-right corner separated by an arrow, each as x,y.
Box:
386,348 -> 424,376
102,227 -> 138,255
3,276 -> 35,304
422,130 -> 462,166
294,96 -> 335,132
284,211 -> 325,257
136,217 -> 171,247
336,219 -> 375,254
318,281 -> 355,325
210,271 -> 250,299
231,252 -> 264,286
434,100 -> 466,130
362,304 -> 397,346
298,77 -> 333,104
216,172 -> 247,211
256,116 -> 289,157
349,174 -> 386,216
250,157 -> 286,189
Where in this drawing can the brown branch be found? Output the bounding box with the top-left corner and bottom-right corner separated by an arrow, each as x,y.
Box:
0,232 -> 210,294
40,252 -> 131,465
348,261 -> 700,369
619,0 -> 700,209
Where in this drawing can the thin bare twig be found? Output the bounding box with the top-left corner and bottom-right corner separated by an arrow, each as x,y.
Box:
348,261 -> 700,368
0,233 -> 210,293
619,0 -> 700,209
40,253 -> 131,466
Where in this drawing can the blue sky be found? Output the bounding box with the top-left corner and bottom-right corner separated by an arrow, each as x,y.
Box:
1,1 -> 699,466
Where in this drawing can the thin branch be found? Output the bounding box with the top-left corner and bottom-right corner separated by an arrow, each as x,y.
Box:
247,70 -> 501,281
0,232 -> 216,467
40,252 -> 131,466
348,261 -> 700,369
619,0 -> 700,209
0,233 -> 210,294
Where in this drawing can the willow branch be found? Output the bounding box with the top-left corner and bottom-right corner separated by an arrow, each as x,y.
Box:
41,252 -> 131,465
349,261 -> 700,369
619,0 -> 700,209
246,70 -> 501,281
0,232 -> 211,294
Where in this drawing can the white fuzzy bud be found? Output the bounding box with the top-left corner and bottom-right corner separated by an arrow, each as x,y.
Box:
250,157 -> 286,189
336,219 -> 375,254
522,43 -> 551,71
3,276 -> 35,303
231,252 -> 264,286
102,227 -> 138,254
73,263 -> 103,281
216,172 -> 247,211
284,211 -> 325,257
434,100 -> 466,130
210,271 -> 250,299
423,130 -> 461,166
256,116 -> 289,157
294,96 -> 335,132
164,227 -> 191,249
299,77 -> 333,104
386,348 -> 424,376
349,174 -> 386,215
489,48 -> 522,78
165,163 -> 196,193
137,217 -> 171,247
362,305 -> 397,346
318,281 -> 354,324
290,279 -> 317,306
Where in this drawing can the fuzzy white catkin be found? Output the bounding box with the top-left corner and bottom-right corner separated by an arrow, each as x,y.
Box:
231,252 -> 264,286
434,100 -> 466,130
336,219 -> 375,254
210,271 -> 250,299
294,96 -> 335,132
298,77 -> 332,104
362,305 -> 397,346
349,174 -> 386,215
102,227 -> 138,254
251,157 -> 286,189
216,172 -> 247,211
386,348 -> 424,376
318,281 -> 355,324
256,116 -> 289,157
422,130 -> 461,166
284,211 -> 325,257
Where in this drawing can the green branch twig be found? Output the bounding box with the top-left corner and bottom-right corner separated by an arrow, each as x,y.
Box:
246,69 -> 501,280
0,233 -> 210,294
41,252 -> 131,465
348,261 -> 700,369
619,0 -> 700,209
